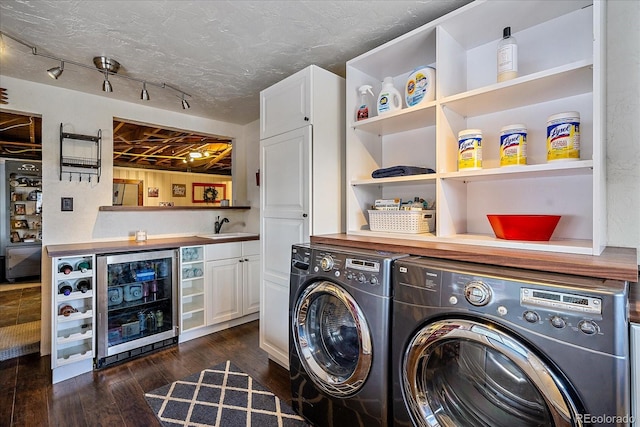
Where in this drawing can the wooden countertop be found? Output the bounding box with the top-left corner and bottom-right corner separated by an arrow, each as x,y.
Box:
46,234 -> 259,257
311,233 -> 640,322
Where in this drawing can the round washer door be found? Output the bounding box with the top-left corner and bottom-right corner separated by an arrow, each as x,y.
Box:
292,280 -> 372,397
403,319 -> 582,427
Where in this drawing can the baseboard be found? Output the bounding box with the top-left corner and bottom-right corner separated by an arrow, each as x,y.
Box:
178,313 -> 259,343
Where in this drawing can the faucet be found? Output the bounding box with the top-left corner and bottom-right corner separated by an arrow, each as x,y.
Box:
214,216 -> 229,234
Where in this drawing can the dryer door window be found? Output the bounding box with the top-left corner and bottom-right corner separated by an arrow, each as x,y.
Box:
402,319 -> 581,427
292,280 -> 372,397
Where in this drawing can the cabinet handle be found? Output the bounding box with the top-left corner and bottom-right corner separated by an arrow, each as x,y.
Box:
244,258 -> 249,262
304,117 -> 309,121
239,259 -> 244,263
303,213 -> 308,217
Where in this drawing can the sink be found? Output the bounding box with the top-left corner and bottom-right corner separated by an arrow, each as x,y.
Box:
198,232 -> 258,240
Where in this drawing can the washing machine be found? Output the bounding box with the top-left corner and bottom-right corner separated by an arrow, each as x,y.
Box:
289,243 -> 407,427
392,256 -> 631,427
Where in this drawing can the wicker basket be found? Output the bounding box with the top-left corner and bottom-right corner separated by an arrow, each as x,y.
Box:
368,210 -> 435,234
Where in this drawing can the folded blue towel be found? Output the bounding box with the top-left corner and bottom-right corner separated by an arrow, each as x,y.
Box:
371,165 -> 435,178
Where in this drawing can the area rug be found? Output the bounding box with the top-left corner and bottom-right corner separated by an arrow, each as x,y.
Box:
0,320 -> 40,361
145,360 -> 307,426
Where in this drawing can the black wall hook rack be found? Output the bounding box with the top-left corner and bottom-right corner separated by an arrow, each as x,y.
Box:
59,123 -> 102,182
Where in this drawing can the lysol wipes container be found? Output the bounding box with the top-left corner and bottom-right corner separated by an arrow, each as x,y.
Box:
500,124 -> 527,166
458,129 -> 482,170
547,112 -> 580,162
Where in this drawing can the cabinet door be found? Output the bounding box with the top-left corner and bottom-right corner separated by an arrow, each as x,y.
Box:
260,66 -> 310,139
242,254 -> 260,315
259,278 -> 290,368
206,258 -> 242,324
261,126 -> 311,283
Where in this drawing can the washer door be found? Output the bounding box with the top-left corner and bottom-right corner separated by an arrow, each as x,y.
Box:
292,280 -> 372,397
403,319 -> 582,427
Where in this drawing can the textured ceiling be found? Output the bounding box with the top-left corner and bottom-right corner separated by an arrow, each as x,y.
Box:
0,0 -> 470,125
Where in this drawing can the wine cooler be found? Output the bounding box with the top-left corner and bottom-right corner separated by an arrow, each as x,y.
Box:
96,249 -> 178,368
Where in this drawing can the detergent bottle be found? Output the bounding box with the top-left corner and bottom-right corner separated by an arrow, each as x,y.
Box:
377,77 -> 402,115
355,85 -> 374,121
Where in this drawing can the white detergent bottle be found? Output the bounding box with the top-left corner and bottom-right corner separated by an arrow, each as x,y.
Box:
377,77 -> 402,115
356,85 -> 374,121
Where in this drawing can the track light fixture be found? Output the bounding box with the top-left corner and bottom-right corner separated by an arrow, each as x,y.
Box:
47,61 -> 64,79
102,70 -> 113,92
141,82 -> 150,101
0,31 -> 192,109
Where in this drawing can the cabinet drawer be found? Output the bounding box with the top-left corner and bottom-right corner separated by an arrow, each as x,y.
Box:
205,242 -> 241,261
242,240 -> 260,256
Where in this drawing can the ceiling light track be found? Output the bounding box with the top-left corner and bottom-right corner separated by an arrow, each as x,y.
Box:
0,30 -> 192,108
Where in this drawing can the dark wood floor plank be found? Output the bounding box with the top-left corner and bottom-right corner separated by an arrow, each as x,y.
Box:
47,377 -> 88,427
0,358 -> 18,425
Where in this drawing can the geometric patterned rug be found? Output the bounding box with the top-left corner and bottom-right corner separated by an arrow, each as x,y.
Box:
145,360 -> 308,426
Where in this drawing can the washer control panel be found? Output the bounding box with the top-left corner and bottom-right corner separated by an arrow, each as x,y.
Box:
394,257 -> 628,356
521,288 -> 602,315
308,247 -> 407,297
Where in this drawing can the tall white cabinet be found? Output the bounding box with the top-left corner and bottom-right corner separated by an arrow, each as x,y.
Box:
259,65 -> 345,368
345,0 -> 606,255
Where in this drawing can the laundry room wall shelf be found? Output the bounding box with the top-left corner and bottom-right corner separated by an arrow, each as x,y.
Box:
345,0 -> 606,256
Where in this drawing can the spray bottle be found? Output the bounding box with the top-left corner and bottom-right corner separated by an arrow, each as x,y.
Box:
356,85 -> 374,121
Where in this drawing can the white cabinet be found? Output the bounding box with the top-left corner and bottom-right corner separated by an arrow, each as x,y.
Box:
260,66 -> 311,139
207,256 -> 242,323
205,241 -> 260,325
259,65 -> 345,368
179,246 -> 206,332
51,254 -> 95,384
345,0 -> 606,255
632,323 -> 640,427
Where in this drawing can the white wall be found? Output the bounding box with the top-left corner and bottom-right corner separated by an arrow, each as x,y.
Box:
0,76 -> 256,243
0,75 -> 261,353
607,1 -> 640,265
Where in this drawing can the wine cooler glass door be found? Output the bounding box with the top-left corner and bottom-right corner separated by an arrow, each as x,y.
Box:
96,249 -> 178,365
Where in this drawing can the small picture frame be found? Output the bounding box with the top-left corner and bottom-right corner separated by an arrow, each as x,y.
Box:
10,231 -> 21,243
12,219 -> 29,229
61,197 -> 73,212
171,184 -> 186,197
148,187 -> 159,198
14,203 -> 26,215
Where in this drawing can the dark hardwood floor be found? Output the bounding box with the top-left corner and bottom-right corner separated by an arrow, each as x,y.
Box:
0,320 -> 292,426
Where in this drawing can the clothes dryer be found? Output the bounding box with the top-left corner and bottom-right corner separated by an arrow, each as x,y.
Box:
392,256 -> 630,427
289,243 -> 406,427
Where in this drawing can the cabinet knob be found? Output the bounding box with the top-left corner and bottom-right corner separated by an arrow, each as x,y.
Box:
304,117 -> 309,121
303,213 -> 308,218
239,259 -> 244,263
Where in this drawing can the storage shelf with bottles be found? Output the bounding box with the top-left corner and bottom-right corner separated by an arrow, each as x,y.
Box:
52,254 -> 96,370
59,123 -> 102,182
180,246 -> 206,331
8,175 -> 42,244
345,0 -> 603,255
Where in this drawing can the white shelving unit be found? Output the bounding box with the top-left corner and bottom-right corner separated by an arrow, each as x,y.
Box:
51,254 -> 95,383
345,0 -> 605,255
179,246 -> 206,333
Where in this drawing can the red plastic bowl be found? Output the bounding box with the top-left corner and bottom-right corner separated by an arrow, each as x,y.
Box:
487,215 -> 561,241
